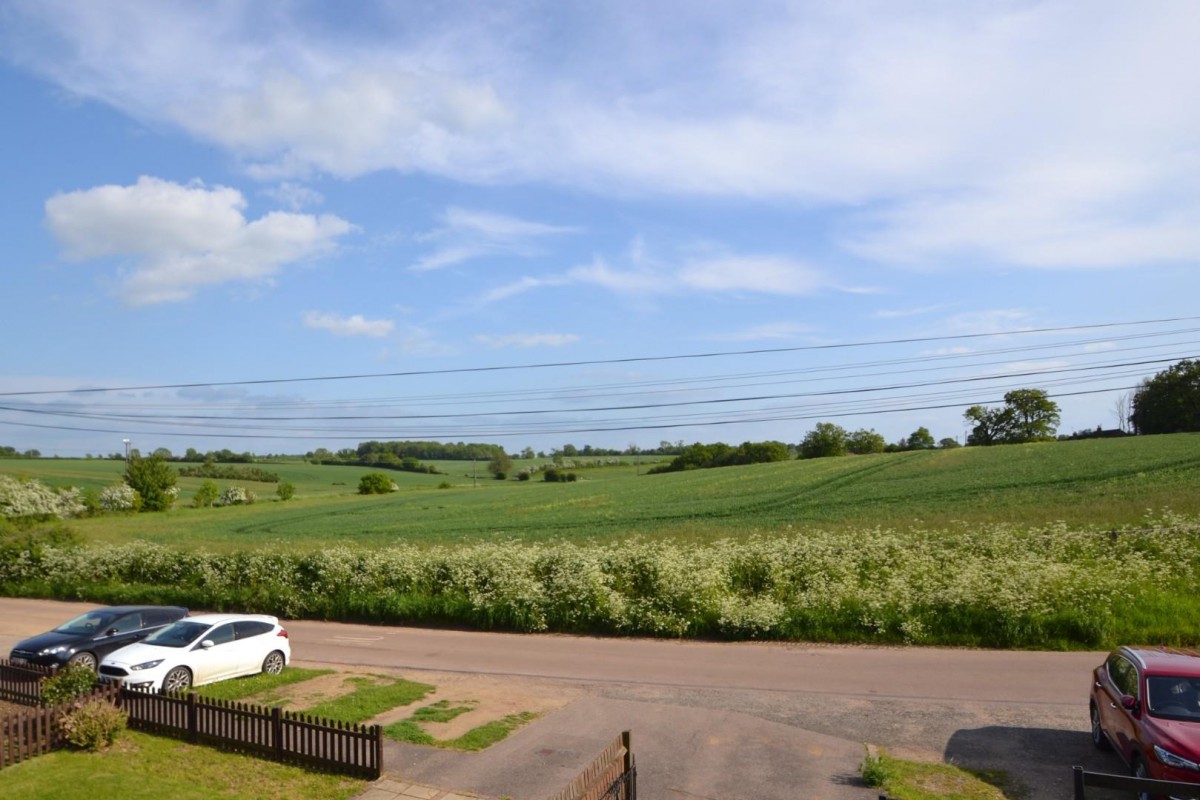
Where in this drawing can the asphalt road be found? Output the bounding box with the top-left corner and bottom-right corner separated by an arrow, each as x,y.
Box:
1,597 -> 1132,800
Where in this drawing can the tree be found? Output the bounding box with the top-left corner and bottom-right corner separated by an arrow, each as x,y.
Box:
964,389 -> 1060,445
905,427 -> 936,450
799,423 -> 848,459
964,405 -> 1013,446
123,453 -> 178,511
938,437 -> 961,449
487,451 -> 514,480
847,429 -> 886,455
192,480 -> 219,508
1003,389 -> 1060,442
276,481 -> 296,501
1130,359 -> 1200,434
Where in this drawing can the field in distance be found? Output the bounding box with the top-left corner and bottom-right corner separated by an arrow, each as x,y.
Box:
3,433 -> 1199,550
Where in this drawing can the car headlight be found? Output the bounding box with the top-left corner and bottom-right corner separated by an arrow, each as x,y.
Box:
1154,744 -> 1200,771
38,645 -> 71,656
130,659 -> 164,671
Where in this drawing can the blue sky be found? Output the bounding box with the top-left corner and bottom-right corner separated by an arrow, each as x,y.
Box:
1,0 -> 1196,457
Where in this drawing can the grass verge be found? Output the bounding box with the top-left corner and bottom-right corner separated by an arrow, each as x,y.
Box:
192,667 -> 334,702
303,675 -> 434,723
861,750 -> 1014,800
384,710 -> 539,751
0,729 -> 363,800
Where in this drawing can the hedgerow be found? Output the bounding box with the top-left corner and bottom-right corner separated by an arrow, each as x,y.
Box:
2,511 -> 1198,648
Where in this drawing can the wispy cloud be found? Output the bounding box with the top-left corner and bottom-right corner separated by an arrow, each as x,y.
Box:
411,207 -> 577,272
702,322 -> 814,342
303,311 -> 394,338
474,332 -> 580,348
44,176 -> 354,305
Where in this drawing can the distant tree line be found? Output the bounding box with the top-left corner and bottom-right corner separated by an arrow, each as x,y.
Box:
647,441 -> 792,473
0,447 -> 40,459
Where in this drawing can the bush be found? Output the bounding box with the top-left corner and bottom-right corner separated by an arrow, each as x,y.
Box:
217,486 -> 255,506
61,699 -> 128,751
359,472 -> 398,494
277,481 -> 296,501
192,480 -> 219,508
123,453 -> 178,511
98,484 -> 141,512
41,663 -> 97,705
0,475 -> 86,521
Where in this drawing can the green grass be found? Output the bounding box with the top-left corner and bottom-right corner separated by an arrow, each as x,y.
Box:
409,699 -> 476,723
861,750 -> 1013,800
192,667 -> 333,702
6,434 -> 1199,549
384,711 -> 539,751
0,730 -> 363,800
302,675 -> 434,724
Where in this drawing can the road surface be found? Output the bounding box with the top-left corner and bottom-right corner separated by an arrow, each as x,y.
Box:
0,597 -> 1129,800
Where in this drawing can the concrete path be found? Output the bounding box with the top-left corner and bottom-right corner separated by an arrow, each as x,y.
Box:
363,695 -> 875,800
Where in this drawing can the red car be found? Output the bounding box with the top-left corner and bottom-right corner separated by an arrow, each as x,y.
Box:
1091,646 -> 1200,797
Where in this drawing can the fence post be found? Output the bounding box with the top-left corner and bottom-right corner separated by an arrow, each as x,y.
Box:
622,730 -> 634,800
187,692 -> 198,743
1072,766 -> 1085,800
272,706 -> 283,763
373,724 -> 383,779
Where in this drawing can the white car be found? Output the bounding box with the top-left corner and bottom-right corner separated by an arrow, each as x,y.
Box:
98,613 -> 290,692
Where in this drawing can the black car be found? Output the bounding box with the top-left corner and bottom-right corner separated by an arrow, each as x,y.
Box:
9,605 -> 189,671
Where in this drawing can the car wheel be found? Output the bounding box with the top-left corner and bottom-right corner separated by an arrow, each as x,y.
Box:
163,666 -> 192,693
67,651 -> 97,671
262,650 -> 285,675
1132,756 -> 1154,800
1090,703 -> 1111,750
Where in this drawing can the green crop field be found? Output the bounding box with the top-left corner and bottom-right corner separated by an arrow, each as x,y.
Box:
3,433 -> 1198,549
5,434 -> 1200,648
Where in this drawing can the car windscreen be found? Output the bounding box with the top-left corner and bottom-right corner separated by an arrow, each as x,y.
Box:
53,610 -> 119,635
143,620 -> 211,648
1147,676 -> 1200,721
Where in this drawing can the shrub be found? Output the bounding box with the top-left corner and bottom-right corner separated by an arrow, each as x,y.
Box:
438,481 -> 454,489
0,475 -> 86,521
61,699 -> 128,751
99,484 -> 141,512
277,481 -> 296,501
359,472 -> 398,494
193,480 -> 220,508
217,486 -> 255,506
41,663 -> 97,705
123,453 -> 178,511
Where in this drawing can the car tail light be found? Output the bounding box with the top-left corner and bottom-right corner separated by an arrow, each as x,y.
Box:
277,628 -> 289,638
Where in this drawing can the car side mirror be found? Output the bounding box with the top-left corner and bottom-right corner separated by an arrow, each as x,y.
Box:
200,640 -> 214,650
1121,695 -> 1138,711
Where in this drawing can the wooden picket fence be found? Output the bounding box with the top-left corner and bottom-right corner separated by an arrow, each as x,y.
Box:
548,731 -> 636,800
0,657 -> 54,704
120,686 -> 382,778
1,682 -> 122,769
0,656 -> 381,779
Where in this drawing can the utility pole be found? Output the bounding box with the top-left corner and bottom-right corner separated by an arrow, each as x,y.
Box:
122,438 -> 131,467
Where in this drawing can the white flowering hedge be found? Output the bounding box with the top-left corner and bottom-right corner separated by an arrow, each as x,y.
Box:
99,484 -> 140,512
0,475 -> 86,520
3,512 -> 1198,647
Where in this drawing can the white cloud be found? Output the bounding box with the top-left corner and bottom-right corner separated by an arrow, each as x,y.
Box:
303,312 -> 394,338
263,182 -> 324,210
678,256 -> 823,295
474,332 -> 580,348
10,2 -> 1200,268
45,176 -> 354,305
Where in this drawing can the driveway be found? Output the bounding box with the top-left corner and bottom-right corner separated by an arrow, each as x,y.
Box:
0,598 -> 1130,799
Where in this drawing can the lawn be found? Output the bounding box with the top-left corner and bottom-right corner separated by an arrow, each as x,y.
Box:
0,730 -> 364,800
5,433 -> 1199,550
